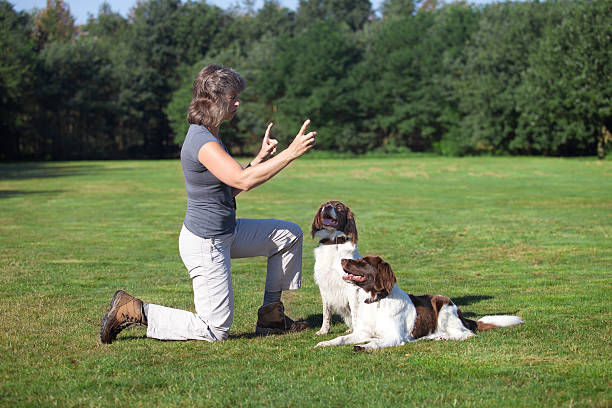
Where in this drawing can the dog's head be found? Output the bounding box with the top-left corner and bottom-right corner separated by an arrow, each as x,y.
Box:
341,256 -> 397,303
311,200 -> 358,244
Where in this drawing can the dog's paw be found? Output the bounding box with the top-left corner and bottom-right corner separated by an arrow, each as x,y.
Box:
315,341 -> 330,348
315,328 -> 329,336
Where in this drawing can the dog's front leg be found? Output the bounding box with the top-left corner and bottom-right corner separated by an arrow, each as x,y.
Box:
316,302 -> 332,335
346,287 -> 359,334
353,336 -> 410,351
315,332 -> 373,348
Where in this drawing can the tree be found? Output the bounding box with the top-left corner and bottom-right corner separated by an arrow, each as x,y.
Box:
381,0 -> 415,19
515,0 -> 612,158
33,0 -> 75,48
354,3 -> 480,153
258,20 -> 361,151
295,0 -> 372,31
0,2 -> 37,159
35,37 -> 121,159
455,1 -> 562,155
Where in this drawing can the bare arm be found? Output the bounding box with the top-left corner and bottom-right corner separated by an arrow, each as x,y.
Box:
231,122 -> 279,196
198,120 -> 316,192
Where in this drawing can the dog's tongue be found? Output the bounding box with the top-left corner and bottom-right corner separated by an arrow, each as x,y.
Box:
322,218 -> 336,226
343,274 -> 367,282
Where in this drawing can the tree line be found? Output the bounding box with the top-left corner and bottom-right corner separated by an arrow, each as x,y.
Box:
1,0 -> 610,160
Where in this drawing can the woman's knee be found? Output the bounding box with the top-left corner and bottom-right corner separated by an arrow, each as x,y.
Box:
283,221 -> 303,242
210,326 -> 230,341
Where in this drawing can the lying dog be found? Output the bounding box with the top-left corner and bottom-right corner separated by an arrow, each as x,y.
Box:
312,201 -> 361,335
316,256 -> 524,350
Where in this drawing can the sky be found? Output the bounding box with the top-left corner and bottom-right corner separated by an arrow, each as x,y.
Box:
10,0 -> 393,24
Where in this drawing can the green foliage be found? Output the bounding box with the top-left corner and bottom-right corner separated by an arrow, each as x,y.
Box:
33,0 -> 76,48
3,0 -> 612,159
260,20 -> 361,151
515,0 -> 612,157
0,1 -> 36,159
35,36 -> 121,159
296,0 -> 372,31
455,1 -> 563,155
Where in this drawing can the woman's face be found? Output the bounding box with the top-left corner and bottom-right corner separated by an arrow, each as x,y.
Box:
224,93 -> 240,121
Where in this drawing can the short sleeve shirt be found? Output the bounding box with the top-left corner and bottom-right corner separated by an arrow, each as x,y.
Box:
181,124 -> 236,238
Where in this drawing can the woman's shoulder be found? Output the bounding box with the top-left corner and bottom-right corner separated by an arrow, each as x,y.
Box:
186,124 -> 216,143
183,124 -> 219,151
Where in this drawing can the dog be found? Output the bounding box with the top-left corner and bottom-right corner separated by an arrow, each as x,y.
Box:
316,256 -> 524,351
311,200 -> 361,335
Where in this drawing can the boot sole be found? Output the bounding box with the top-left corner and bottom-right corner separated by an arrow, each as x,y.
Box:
99,290 -> 124,344
255,325 -> 308,336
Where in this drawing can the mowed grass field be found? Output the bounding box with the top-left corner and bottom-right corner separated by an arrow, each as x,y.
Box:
0,156 -> 610,407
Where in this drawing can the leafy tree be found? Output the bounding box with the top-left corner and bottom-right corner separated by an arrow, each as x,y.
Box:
296,0 -> 372,31
174,1 -> 227,65
35,37 -> 121,159
84,2 -> 128,38
455,1 -> 562,155
354,3 -> 480,153
0,2 -> 37,159
33,0 -> 76,48
115,0 -> 183,157
515,0 -> 612,158
381,0 -> 415,19
257,20 -> 361,151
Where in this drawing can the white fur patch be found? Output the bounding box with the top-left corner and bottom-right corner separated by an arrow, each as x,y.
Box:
478,315 -> 524,327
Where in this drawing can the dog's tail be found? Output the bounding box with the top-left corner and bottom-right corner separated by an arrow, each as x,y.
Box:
477,315 -> 524,331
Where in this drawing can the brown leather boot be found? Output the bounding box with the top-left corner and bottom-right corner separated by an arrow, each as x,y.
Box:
99,290 -> 147,344
255,301 -> 309,335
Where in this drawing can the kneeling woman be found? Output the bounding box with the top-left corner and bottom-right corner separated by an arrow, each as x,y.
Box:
100,64 -> 317,343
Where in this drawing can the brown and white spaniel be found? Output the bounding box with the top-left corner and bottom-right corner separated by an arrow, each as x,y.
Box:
316,256 -> 524,351
311,201 -> 361,335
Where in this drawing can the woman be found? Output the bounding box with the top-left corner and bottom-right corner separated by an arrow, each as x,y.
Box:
100,64 -> 316,343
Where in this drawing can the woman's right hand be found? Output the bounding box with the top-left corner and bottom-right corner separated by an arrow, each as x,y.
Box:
288,120 -> 317,158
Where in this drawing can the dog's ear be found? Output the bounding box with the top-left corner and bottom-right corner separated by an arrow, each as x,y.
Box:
311,204 -> 324,238
374,258 -> 397,294
344,206 -> 358,244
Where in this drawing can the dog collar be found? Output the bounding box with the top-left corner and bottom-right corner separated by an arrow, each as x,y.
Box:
319,236 -> 350,245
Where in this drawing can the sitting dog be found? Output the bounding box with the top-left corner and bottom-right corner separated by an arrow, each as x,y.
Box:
312,200 -> 361,335
316,256 -> 524,350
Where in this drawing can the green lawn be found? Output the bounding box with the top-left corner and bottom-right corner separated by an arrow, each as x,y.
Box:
1,156 -> 610,407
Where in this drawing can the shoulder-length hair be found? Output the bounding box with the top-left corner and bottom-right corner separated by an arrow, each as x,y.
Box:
187,64 -> 246,130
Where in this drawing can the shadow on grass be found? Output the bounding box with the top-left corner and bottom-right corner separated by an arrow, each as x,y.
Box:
0,189 -> 67,199
0,162 -> 104,181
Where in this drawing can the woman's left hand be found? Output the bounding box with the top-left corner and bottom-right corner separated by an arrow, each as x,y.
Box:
255,122 -> 278,163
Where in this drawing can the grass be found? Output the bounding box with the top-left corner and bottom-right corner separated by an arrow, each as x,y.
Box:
0,156 -> 610,407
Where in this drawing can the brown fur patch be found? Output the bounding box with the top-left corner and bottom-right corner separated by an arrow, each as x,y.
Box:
409,295 -> 451,339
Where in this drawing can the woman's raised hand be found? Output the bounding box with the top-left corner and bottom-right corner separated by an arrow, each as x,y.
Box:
256,122 -> 279,162
288,119 -> 317,158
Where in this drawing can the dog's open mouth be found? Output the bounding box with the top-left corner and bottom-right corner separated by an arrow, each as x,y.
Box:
322,216 -> 338,228
342,273 -> 367,283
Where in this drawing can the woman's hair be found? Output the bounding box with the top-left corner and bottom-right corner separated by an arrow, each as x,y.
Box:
187,64 -> 246,129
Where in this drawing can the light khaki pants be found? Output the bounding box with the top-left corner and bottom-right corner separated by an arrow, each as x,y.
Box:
146,219 -> 303,341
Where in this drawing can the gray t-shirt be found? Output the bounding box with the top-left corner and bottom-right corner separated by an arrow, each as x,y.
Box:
181,124 -> 236,238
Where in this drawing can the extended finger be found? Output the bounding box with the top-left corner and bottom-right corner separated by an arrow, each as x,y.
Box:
264,122 -> 274,142
298,119 -> 310,136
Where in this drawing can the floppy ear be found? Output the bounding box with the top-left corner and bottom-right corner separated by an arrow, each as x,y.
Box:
374,259 -> 397,294
311,204 -> 324,238
344,206 -> 358,244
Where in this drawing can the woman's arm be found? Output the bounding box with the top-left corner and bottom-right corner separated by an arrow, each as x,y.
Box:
198,120 -> 316,192
231,122 -> 279,197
